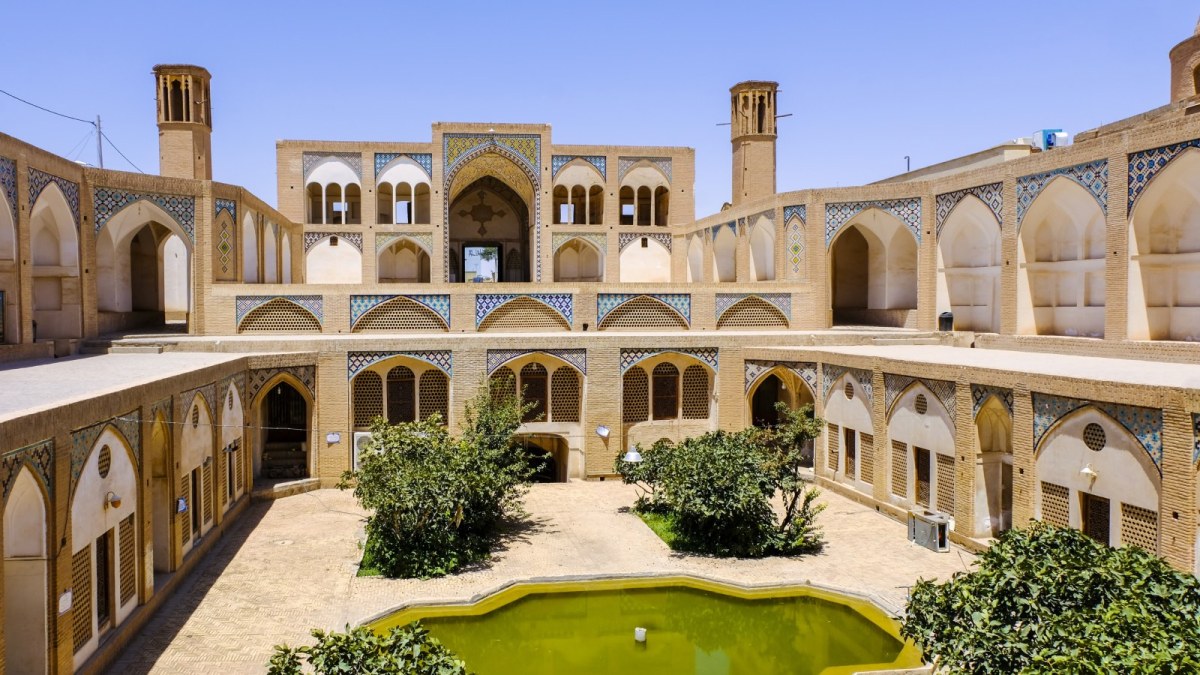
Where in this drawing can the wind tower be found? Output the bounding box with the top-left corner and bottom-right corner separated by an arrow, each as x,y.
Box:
730,81 -> 779,206
153,64 -> 212,180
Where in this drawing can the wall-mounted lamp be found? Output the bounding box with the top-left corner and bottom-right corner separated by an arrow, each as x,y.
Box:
622,446 -> 643,463
326,431 -> 342,444
176,497 -> 188,514
1080,464 -> 1099,483
105,491 -> 122,509
595,425 -> 610,439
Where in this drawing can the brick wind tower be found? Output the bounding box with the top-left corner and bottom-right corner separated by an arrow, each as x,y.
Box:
153,64 -> 212,180
730,81 -> 779,206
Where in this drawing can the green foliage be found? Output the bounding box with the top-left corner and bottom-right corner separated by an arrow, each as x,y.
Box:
341,382 -> 536,578
902,521 -> 1200,674
267,622 -> 471,674
616,405 -> 825,557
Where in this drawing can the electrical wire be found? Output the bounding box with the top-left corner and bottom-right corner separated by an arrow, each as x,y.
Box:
112,415 -> 309,434
1,86 -> 145,173
64,128 -> 95,163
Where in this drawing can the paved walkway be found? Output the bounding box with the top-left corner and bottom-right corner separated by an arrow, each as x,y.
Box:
107,482 -> 974,674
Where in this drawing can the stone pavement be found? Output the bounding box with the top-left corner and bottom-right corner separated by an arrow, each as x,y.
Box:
107,482 -> 975,674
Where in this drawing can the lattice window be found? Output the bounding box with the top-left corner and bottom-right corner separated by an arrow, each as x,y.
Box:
652,362 -> 680,420
1120,503 -> 1158,552
681,365 -> 710,419
71,546 -> 92,651
218,446 -> 227,506
623,367 -> 649,423
1083,423 -> 1106,452
914,394 -> 928,415
119,514 -> 136,605
239,299 -> 321,333
827,423 -> 840,473
550,367 -> 580,422
354,297 -> 447,332
521,363 -> 548,423
98,444 -> 112,478
490,367 -> 517,403
716,297 -> 789,330
845,428 -> 857,478
353,371 -> 383,428
203,463 -> 214,524
387,366 -> 416,423
1040,482 -> 1069,528
1083,493 -> 1111,545
179,475 -> 191,545
935,453 -> 955,513
915,447 -> 931,508
419,370 -> 449,423
891,440 -> 907,497
479,297 -> 570,332
599,297 -> 688,330
860,433 -> 875,485
235,444 -> 244,492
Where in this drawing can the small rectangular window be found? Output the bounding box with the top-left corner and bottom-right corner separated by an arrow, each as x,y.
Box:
621,204 -> 635,217
640,237 -> 648,248
559,204 -> 575,223
396,201 -> 411,224
332,201 -> 346,212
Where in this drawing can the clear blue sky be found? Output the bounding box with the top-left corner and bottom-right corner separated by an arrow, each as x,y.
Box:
1,1 -> 1195,215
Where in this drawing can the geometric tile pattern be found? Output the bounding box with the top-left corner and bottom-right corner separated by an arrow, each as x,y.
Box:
884,374 -> 956,422
935,182 -> 1002,235
971,384 -> 1014,418
618,232 -> 672,252
551,155 -> 606,179
349,294 -> 451,327
783,204 -> 806,224
716,293 -> 791,321
303,232 -> 363,252
597,294 -> 691,324
70,411 -> 141,497
1032,393 -> 1162,473
476,294 -> 572,327
0,156 -> 16,223
181,382 -> 217,424
247,365 -> 317,402
93,187 -> 196,240
822,364 -> 873,406
710,221 -> 736,239
214,198 -> 237,222
444,134 -> 541,178
374,152 -> 433,178
303,152 -> 362,182
29,167 -> 81,228
1,439 -> 54,502
744,359 -> 817,397
235,295 -> 324,325
825,198 -> 922,246
487,348 -> 587,375
1016,159 -> 1108,226
620,347 -> 717,374
217,218 -> 233,275
1128,139 -> 1200,212
617,157 -> 672,182
347,350 -> 453,379
552,233 -> 607,253
376,232 -> 434,252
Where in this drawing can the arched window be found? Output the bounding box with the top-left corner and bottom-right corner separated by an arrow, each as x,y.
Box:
418,370 -> 449,422
550,367 -> 580,422
623,367 -> 649,423
681,365 -> 710,419
353,371 -> 383,428
491,366 -> 517,403
652,362 -> 680,420
386,366 -> 416,423
520,363 -> 548,423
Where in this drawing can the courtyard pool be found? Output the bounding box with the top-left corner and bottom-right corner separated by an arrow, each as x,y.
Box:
371,576 -> 923,674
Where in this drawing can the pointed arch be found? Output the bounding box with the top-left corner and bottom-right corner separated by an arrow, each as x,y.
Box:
305,234 -> 362,284
0,187 -> 15,261
749,217 -> 775,281
249,373 -> 314,480
30,181 -> 80,338
553,237 -> 604,281
598,295 -> 689,330
712,225 -> 737,282
1017,177 -> 1106,337
747,367 -> 816,429
716,296 -> 789,330
4,467 -> 49,674
263,225 -> 279,283
830,208 -> 917,326
242,213 -> 259,283
352,296 -> 448,332
687,234 -> 704,282
238,297 -> 322,333
478,296 -> 570,332
377,237 -> 431,283
1128,147 -> 1200,341
937,194 -> 1001,332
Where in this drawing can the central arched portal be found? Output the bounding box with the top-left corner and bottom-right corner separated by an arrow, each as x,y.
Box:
257,382 -> 310,481
446,153 -> 536,283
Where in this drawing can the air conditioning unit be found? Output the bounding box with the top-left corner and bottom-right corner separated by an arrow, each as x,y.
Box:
908,511 -> 951,552
1033,129 -> 1070,150
352,432 -> 373,471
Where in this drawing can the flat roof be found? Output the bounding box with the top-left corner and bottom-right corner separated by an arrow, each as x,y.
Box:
784,344 -> 1200,390
0,352 -> 247,422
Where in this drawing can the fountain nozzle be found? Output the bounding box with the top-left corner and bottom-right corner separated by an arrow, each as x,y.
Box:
634,627 -> 647,643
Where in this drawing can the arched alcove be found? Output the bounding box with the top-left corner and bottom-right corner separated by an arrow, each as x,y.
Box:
619,238 -> 670,283
554,238 -> 603,282
937,196 -> 1001,332
712,226 -> 737,282
975,397 -> 1013,537
306,236 -> 363,284
242,214 -> 259,282
378,238 -> 431,283
823,374 -> 874,488
4,468 -> 48,674
687,235 -> 704,282
830,209 -> 917,327
749,218 -> 775,281
29,183 -> 81,338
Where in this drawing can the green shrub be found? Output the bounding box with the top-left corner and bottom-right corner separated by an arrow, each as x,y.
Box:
268,622 -> 470,674
341,382 -> 535,578
902,521 -> 1200,674
616,405 -> 825,557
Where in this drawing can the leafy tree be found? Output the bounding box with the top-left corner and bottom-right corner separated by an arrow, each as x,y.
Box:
342,382 -> 536,578
268,622 -> 470,674
616,406 -> 826,557
902,521 -> 1200,674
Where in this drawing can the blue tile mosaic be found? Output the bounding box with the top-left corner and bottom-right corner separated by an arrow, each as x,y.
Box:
375,152 -> 433,178
93,187 -> 196,240
476,294 -> 572,326
821,365 -> 873,406
235,295 -> 324,325
214,198 -> 237,222
1128,139 -> 1200,212
935,183 -> 1002,235
617,157 -> 672,182
971,384 -> 1014,417
715,293 -> 791,321
620,347 -> 717,374
0,157 -> 16,224
303,152 -> 362,181
618,232 -> 672,252
347,351 -> 452,379
552,155 -> 606,179
744,360 -> 817,398
1,439 -> 54,501
597,294 -> 691,324
303,231 -> 362,252
825,198 -> 922,246
1032,393 -> 1162,473
487,349 -> 587,375
29,168 -> 80,228
1016,159 -> 1107,226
